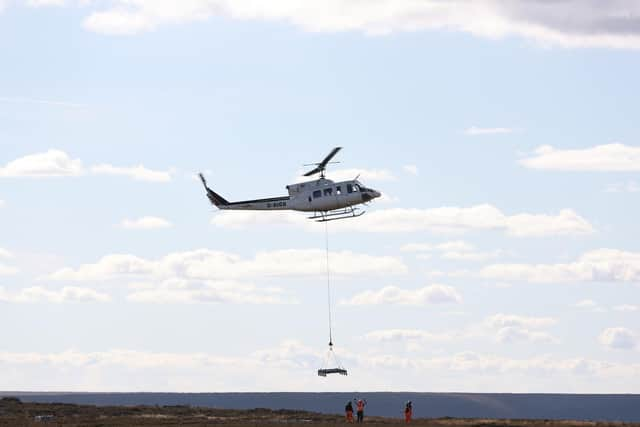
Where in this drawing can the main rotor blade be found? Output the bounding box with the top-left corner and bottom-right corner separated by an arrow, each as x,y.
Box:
303,166 -> 322,177
320,147 -> 342,168
302,147 -> 343,176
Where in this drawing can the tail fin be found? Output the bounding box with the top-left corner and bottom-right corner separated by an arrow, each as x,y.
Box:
198,173 -> 229,208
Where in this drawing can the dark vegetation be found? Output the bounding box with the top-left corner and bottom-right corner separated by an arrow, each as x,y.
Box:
2,397 -> 640,426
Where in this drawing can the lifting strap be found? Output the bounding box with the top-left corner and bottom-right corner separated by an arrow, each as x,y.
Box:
325,220 -> 333,347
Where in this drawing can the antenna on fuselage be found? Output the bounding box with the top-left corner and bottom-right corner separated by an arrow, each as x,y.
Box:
303,147 -> 342,179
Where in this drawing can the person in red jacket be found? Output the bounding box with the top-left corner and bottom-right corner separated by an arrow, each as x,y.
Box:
355,399 -> 366,423
404,401 -> 413,424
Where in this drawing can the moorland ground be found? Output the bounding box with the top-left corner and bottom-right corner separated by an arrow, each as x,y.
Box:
2,397 -> 639,427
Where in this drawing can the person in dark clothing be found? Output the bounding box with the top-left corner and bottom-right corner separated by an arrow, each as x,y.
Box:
345,401 -> 354,423
355,399 -> 366,423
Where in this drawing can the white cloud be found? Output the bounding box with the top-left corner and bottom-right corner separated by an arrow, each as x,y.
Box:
599,327 -> 638,350
606,181 -> 640,193
49,248 -> 407,281
402,240 -> 503,261
0,150 -> 172,182
212,205 -> 593,237
126,279 -> 291,305
364,329 -> 451,343
614,304 -> 639,312
573,299 -> 607,313
91,164 -> 172,182
340,284 -> 462,306
520,144 -> 640,172
0,199 -> 4,207
77,1 -> 640,50
0,248 -> 11,258
481,248 -> 640,283
0,286 -> 111,303
485,314 -> 557,344
0,149 -> 84,177
495,327 -> 557,344
120,216 -> 173,230
0,264 -> 18,276
1,345 -> 640,392
402,165 -> 419,176
485,313 -> 556,330
442,250 -> 503,262
25,0 -> 67,7
464,126 -> 514,136
0,96 -> 85,108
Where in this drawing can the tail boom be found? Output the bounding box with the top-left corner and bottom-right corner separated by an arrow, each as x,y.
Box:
199,173 -> 290,210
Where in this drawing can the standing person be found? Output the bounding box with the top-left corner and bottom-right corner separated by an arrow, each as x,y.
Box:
404,401 -> 413,424
355,398 -> 366,423
345,401 -> 354,423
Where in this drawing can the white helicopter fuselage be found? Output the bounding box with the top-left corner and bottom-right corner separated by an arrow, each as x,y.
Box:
203,178 -> 380,213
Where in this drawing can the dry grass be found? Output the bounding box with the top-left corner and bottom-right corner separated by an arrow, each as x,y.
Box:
2,397 -> 639,427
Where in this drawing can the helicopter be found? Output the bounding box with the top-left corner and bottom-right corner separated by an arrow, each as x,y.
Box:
199,147 -> 381,222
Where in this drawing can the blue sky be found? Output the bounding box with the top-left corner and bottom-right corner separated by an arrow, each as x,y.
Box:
1,0 -> 640,392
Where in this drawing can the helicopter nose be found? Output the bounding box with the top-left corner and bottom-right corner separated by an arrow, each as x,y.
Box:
362,189 -> 381,202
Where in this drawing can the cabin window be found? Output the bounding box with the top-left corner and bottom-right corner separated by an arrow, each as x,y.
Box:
323,188 -> 332,196
353,184 -> 360,192
313,190 -> 322,198
336,186 -> 342,195
347,184 -> 353,193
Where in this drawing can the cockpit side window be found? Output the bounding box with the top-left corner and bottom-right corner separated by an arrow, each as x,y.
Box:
353,184 -> 360,192
323,188 -> 332,196
336,186 -> 342,195
313,190 -> 322,198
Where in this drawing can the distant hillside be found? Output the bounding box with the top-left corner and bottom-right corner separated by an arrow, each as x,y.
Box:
2,392 -> 639,422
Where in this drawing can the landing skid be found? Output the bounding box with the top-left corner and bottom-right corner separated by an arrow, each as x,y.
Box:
309,207 -> 365,222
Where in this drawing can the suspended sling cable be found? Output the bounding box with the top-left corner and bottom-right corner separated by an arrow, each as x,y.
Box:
325,219 -> 333,347
318,220 -> 347,377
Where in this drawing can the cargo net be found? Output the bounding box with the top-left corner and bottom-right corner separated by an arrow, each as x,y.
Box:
318,343 -> 347,377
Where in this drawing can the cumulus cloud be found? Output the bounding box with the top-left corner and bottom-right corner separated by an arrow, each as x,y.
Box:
74,0 -> 640,50
402,165 -> 419,176
520,143 -> 640,172
91,164 -> 172,182
212,205 -> 593,237
480,248 -> 640,283
402,240 -> 503,261
25,0 -> 68,7
0,150 -> 172,182
614,304 -> 639,312
0,264 -> 18,276
599,327 -> 638,350
0,149 -> 84,177
2,344 -> 640,391
0,286 -> 111,303
0,248 -> 17,276
464,126 -> 514,136
574,299 -> 606,313
606,181 -> 640,193
340,284 -> 462,306
49,248 -> 407,282
119,216 -> 173,230
364,329 -> 451,343
126,279 -> 291,304
485,313 -> 557,344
